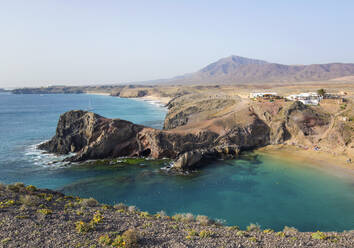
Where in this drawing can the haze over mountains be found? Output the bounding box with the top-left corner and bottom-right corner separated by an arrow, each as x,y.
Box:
154,55 -> 354,85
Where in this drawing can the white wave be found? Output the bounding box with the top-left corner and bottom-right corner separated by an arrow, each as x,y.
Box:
24,142 -> 73,169
130,98 -> 166,108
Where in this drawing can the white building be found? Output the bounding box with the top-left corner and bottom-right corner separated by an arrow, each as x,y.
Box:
286,92 -> 322,105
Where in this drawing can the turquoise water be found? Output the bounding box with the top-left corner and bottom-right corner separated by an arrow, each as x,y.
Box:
0,93 -> 353,231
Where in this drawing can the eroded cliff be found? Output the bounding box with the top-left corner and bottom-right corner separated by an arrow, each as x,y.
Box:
39,93 -> 353,170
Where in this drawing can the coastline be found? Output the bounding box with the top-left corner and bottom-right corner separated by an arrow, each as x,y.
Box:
255,144 -> 354,179
84,91 -> 111,96
139,95 -> 171,105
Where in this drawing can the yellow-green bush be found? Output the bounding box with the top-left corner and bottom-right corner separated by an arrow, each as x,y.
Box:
91,211 -> 103,225
263,229 -> 274,234
248,237 -> 257,242
98,234 -> 111,246
75,221 -> 93,233
311,231 -> 328,240
199,230 -> 213,238
186,229 -> 198,240
25,185 -> 37,192
0,200 -> 16,208
37,208 -> 53,215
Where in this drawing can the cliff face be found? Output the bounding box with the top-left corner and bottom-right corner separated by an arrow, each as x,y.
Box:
40,94 -> 348,170
38,107 -> 270,169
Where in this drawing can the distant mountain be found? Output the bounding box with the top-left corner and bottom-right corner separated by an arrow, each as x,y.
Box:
158,55 -> 354,85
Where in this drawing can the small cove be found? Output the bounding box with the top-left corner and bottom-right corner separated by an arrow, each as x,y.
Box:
0,93 -> 353,231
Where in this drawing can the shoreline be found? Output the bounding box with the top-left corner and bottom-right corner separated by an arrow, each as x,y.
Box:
84,92 -> 111,96
139,95 -> 171,105
255,144 -> 354,180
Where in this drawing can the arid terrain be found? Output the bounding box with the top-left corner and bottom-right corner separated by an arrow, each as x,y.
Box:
33,81 -> 354,172
1,183 -> 353,248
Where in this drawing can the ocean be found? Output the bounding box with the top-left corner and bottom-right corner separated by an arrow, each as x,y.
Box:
0,92 -> 353,231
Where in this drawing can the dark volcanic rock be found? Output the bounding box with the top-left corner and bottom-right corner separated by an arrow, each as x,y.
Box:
39,101 -> 332,170
39,109 -> 269,167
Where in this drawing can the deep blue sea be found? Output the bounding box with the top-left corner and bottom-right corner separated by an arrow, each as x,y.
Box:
0,92 -> 353,231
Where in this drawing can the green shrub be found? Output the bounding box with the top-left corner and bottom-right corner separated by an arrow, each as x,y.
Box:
276,231 -> 286,237
111,235 -> 125,247
75,221 -> 93,233
25,185 -> 37,192
172,213 -> 183,222
248,237 -> 257,242
236,231 -> 246,237
263,229 -> 274,234
140,211 -> 150,218
91,211 -> 103,225
101,204 -> 110,210
199,230 -> 213,238
0,200 -> 16,208
311,231 -> 328,240
64,202 -> 74,209
228,225 -> 240,231
37,208 -> 53,215
340,104 -> 347,110
185,229 -> 198,240
1,238 -> 11,244
170,224 -> 178,230
98,234 -> 111,246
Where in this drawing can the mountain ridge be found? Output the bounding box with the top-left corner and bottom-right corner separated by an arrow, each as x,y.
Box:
144,55 -> 354,85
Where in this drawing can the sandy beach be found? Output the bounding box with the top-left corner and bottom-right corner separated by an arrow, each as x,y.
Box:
84,92 -> 111,96
255,144 -> 354,179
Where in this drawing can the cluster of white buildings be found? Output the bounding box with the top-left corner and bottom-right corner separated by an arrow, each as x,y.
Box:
250,91 -> 324,105
286,92 -> 323,105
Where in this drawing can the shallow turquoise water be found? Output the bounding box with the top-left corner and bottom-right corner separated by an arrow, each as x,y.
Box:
0,93 -> 353,231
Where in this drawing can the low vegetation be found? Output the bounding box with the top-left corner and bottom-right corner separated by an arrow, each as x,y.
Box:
0,182 -> 353,247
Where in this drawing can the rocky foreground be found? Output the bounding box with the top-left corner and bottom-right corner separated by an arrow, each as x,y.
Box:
0,183 -> 353,248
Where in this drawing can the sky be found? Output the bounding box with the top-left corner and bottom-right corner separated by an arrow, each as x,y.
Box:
1,0 -> 354,88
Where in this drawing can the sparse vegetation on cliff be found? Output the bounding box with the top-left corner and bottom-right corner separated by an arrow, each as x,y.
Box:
0,182 -> 353,247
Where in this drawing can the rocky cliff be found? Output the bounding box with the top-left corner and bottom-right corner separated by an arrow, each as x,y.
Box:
40,94 -> 350,171
38,107 -> 270,170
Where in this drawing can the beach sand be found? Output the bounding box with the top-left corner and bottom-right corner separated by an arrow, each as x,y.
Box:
255,144 -> 354,179
84,92 -> 111,96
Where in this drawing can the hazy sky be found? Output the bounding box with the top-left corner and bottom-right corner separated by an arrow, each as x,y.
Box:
1,0 -> 354,88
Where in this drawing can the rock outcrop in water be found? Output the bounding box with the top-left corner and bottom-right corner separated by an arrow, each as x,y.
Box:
40,94 -> 347,170
38,108 -> 270,169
